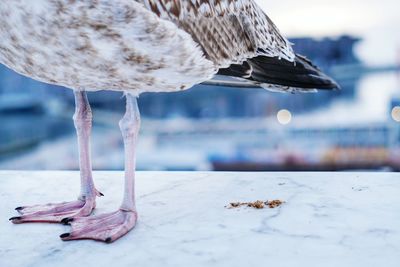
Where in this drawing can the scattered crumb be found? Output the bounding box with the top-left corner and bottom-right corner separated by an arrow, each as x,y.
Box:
229,202 -> 242,208
267,200 -> 284,208
248,200 -> 265,209
226,199 -> 285,209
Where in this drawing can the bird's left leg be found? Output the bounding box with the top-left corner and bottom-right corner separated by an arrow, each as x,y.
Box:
60,93 -> 139,243
9,90 -> 101,223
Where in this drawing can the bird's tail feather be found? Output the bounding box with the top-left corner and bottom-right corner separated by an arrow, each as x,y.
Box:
217,54 -> 340,92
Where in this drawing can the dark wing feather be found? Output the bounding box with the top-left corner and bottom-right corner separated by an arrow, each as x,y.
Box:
219,54 -> 340,91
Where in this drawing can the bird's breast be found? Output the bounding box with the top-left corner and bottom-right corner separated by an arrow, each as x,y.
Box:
0,0 -> 215,94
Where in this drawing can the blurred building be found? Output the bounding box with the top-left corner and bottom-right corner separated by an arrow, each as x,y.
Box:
290,35 -> 361,69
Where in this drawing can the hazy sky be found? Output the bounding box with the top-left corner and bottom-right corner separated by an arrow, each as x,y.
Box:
255,0 -> 400,66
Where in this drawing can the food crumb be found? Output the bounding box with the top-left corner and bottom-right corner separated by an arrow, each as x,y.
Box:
267,200 -> 284,208
248,200 -> 265,209
226,199 -> 285,209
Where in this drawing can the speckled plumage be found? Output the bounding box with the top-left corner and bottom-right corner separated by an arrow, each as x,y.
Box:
0,0 -> 215,94
0,0 -> 296,94
139,0 -> 295,67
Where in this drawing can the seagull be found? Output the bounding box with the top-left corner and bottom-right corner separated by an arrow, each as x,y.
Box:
2,0 -> 338,243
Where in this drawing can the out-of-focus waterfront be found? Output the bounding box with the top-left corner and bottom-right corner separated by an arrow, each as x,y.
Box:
0,34 -> 400,171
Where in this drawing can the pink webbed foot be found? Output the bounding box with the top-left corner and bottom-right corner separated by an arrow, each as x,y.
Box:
9,195 -> 100,224
60,210 -> 137,243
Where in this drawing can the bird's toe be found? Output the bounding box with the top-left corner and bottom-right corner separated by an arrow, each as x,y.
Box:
61,217 -> 74,225
59,233 -> 71,239
9,216 -> 22,223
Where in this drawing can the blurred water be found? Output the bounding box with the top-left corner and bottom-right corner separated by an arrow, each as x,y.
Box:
0,113 -> 72,160
295,72 -> 400,125
0,71 -> 399,171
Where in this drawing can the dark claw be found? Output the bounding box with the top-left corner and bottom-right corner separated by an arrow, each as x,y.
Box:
99,192 -> 104,197
9,216 -> 22,221
61,217 -> 74,225
60,233 -> 70,239
15,206 -> 24,211
105,237 -> 112,243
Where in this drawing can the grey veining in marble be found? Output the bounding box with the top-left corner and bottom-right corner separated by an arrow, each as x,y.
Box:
0,171 -> 399,267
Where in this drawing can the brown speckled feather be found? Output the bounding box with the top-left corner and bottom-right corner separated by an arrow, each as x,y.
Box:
0,0 -> 216,94
139,0 -> 295,67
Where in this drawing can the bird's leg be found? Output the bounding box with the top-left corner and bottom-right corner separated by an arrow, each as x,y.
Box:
73,90 -> 102,201
60,93 -> 139,243
9,90 -> 101,224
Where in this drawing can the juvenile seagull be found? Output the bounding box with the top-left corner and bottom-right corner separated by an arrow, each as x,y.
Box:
2,0 -> 338,243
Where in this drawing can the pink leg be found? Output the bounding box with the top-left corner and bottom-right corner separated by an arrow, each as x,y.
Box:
9,90 -> 101,224
61,93 -> 140,243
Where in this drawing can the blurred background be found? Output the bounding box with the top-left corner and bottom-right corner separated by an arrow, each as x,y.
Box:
0,0 -> 399,171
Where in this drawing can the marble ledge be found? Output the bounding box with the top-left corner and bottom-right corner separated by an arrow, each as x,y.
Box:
0,171 -> 399,267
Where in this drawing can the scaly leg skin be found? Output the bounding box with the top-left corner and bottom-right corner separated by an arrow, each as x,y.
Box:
9,91 -> 102,224
61,93 -> 140,243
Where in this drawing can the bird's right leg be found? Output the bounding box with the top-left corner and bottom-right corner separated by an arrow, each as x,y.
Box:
9,90 -> 101,224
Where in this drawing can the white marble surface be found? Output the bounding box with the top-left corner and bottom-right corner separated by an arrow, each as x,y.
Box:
0,171 -> 399,267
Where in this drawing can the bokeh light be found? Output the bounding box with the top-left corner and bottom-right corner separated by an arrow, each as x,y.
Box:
277,109 -> 292,125
392,106 -> 400,122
